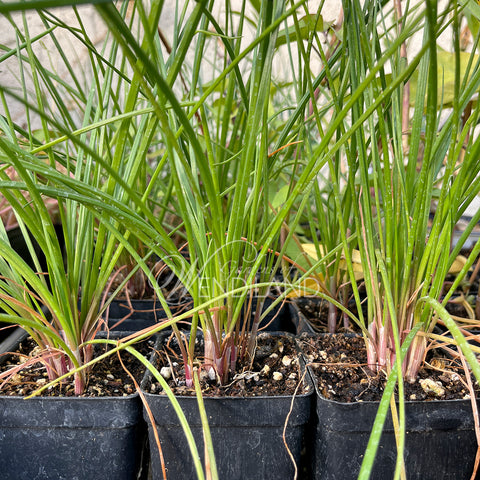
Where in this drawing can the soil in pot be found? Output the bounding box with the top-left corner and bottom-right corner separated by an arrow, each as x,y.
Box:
142,331 -> 313,480
297,333 -> 480,480
291,282 -> 368,334
0,332 -> 157,480
146,331 -> 308,398
0,332 -> 155,397
298,333 -> 478,402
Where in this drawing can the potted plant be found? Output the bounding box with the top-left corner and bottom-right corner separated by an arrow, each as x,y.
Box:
0,2 -> 189,477
61,0 -> 361,477
292,0 -> 480,478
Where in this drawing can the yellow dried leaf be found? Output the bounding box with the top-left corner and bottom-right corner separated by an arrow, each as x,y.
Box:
287,276 -> 326,298
448,255 -> 468,275
301,243 -> 364,280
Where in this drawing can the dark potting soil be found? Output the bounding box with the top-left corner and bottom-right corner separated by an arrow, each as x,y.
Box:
294,295 -> 367,333
0,335 -> 156,397
145,332 -> 310,398
297,288 -> 480,342
298,291 -> 480,330
297,333 -> 480,403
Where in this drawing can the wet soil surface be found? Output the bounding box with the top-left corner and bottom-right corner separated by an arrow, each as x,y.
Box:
0,334 -> 156,397
145,332 -> 310,397
297,333 -> 480,403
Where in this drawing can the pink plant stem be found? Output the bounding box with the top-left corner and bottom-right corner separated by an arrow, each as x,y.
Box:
185,363 -> 193,388
404,334 -> 426,383
327,300 -> 337,334
377,323 -> 387,370
229,343 -> 237,373
74,374 -> 85,396
366,322 -> 378,371
204,328 -> 219,382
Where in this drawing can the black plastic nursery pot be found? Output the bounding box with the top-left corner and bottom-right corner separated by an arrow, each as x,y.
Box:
312,385 -> 480,480
248,295 -> 297,333
288,300 -> 317,334
142,332 -> 314,480
143,390 -> 313,480
0,391 -> 147,480
0,331 -> 150,480
107,294 -> 296,334
106,297 -> 193,331
0,323 -> 24,344
294,330 -> 480,480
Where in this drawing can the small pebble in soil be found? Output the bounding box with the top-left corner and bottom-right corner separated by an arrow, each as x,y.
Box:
160,366 -> 172,379
273,371 -> 283,381
207,367 -> 216,381
419,378 -> 445,397
430,357 -> 447,369
282,356 -> 292,366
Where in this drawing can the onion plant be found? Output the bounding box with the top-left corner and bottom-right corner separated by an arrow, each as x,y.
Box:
333,1 -> 480,475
